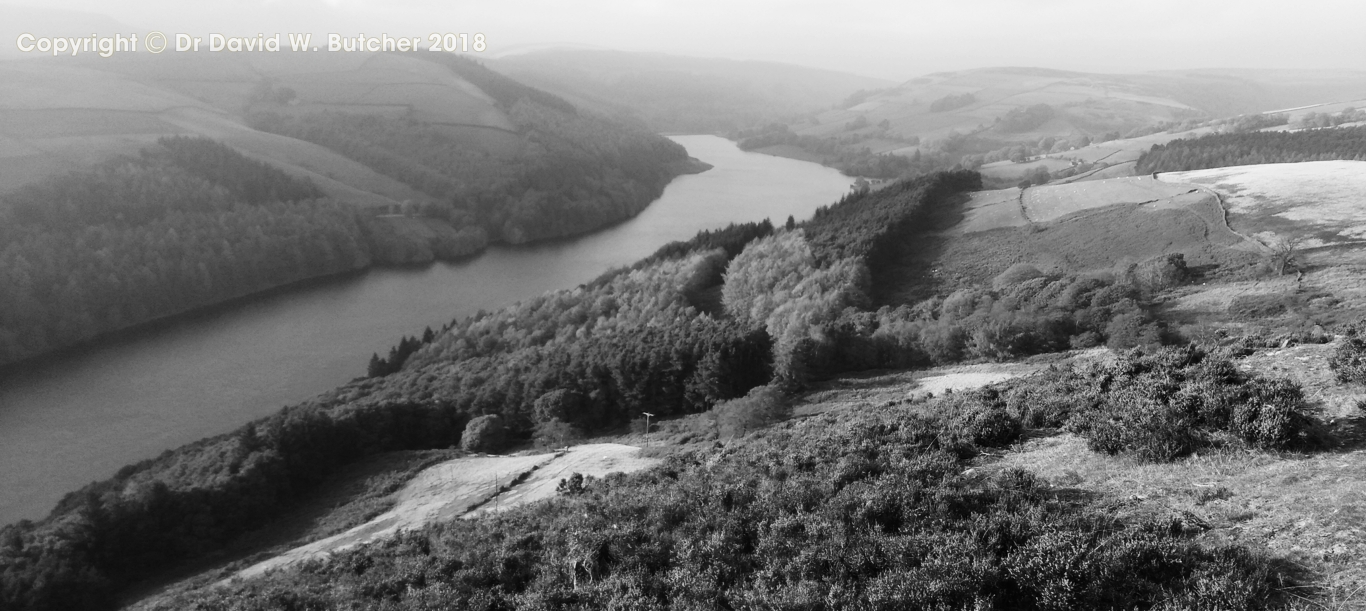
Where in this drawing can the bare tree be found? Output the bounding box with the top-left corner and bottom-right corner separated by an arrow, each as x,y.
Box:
1266,234 -> 1302,276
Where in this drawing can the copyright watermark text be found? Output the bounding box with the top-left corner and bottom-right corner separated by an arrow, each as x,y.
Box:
14,32 -> 487,58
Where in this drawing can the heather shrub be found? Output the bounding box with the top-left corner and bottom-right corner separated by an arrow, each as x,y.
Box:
1002,369 -> 1096,428
1230,378 -> 1309,450
1329,326 -> 1366,384
147,374 -> 1296,611
946,389 -> 1023,448
1105,310 -> 1163,350
1004,346 -> 1316,462
1084,391 -> 1202,462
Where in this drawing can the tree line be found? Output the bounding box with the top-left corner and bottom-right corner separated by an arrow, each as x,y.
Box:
929,91 -> 976,112
1137,125 -> 1366,173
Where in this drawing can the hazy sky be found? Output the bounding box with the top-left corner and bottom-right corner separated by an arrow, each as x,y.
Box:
4,0 -> 1364,80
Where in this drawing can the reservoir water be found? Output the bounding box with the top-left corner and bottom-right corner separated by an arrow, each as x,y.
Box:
0,135 -> 854,525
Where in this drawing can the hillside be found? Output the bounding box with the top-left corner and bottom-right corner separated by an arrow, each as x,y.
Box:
488,48 -> 893,133
10,127 -> 1366,609
134,343 -> 1366,610
8,159 -> 1366,608
0,50 -> 704,368
884,159 -> 1366,302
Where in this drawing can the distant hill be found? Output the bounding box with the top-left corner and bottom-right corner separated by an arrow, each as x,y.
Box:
745,66 -> 1366,178
488,47 -> 894,133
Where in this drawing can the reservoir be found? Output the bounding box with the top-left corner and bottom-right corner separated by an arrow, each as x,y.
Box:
0,135 -> 854,525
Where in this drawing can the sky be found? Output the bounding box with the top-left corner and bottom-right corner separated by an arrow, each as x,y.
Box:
3,0 -> 1364,80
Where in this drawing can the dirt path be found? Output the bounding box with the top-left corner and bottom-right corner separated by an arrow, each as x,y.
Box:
225,443 -> 657,584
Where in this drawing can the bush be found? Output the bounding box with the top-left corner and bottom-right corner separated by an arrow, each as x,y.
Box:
1083,391 -> 1202,462
1329,326 -> 1366,384
714,385 -> 791,438
1003,372 -> 1095,428
918,323 -> 968,364
992,263 -> 1048,290
1002,346 -> 1316,462
1231,378 -> 1309,450
1127,253 -> 1189,293
948,390 -> 1023,448
1105,310 -> 1163,350
1069,331 -> 1103,349
460,415 -> 508,453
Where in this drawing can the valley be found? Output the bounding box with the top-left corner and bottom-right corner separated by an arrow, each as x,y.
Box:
4,5 -> 1366,608
0,134 -> 852,527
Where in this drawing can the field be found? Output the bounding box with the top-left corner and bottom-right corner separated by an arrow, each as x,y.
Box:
229,452 -> 556,582
1058,159 -> 1138,182
954,188 -> 1027,233
122,443 -> 656,607
932,161 -> 1366,294
0,52 -> 514,205
228,444 -> 654,583
977,125 -> 1222,183
1268,97 -> 1366,121
952,175 -> 1229,236
977,156 -> 1075,179
159,106 -> 435,207
1024,175 -> 1196,222
1162,161 -> 1366,250
880,170 -> 1279,303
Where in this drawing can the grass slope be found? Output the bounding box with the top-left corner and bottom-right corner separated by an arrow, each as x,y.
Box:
1162,160 -> 1366,251
0,52 -> 513,206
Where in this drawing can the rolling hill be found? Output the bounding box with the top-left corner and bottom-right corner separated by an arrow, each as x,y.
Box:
743,66 -> 1366,181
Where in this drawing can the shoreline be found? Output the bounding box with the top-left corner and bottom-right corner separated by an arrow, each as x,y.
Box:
0,156 -> 715,375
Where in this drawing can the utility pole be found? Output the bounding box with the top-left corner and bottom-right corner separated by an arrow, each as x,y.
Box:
642,412 -> 654,446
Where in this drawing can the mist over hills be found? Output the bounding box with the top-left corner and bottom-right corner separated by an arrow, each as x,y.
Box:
787,66 -> 1366,152
488,47 -> 894,133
